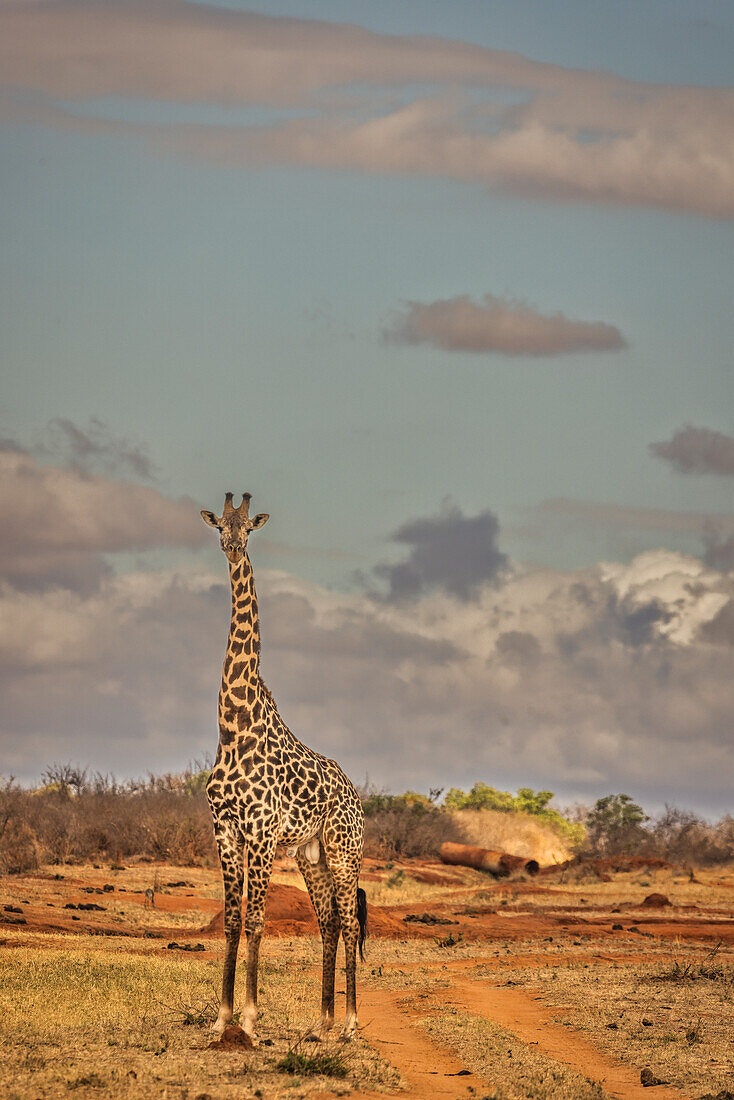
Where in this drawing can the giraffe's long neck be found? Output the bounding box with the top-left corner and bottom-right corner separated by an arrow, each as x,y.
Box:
219,552 -> 262,726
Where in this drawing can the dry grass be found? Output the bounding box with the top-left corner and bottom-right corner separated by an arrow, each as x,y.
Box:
4,856 -> 734,1098
535,862 -> 734,910
487,944 -> 734,1096
452,809 -> 575,865
362,871 -> 467,908
0,934 -> 401,1099
418,1003 -> 610,1100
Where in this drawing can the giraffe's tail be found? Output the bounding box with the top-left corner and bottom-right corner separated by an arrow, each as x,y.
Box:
356,886 -> 368,962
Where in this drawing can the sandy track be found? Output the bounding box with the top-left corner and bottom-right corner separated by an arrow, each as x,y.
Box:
359,986 -> 488,1098
431,979 -> 687,1100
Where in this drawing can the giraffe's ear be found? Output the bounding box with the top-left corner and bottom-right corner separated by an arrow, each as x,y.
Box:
250,513 -> 269,531
201,510 -> 221,529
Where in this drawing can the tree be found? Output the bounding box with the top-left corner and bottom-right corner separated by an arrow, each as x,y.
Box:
585,794 -> 648,854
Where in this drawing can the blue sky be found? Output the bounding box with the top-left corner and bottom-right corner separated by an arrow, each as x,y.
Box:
1,1 -> 733,812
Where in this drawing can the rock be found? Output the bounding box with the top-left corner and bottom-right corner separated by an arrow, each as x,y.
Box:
641,1068 -> 667,1087
207,1024 -> 254,1051
403,913 -> 458,926
641,893 -> 672,908
642,1018 -> 653,1027
612,923 -> 624,931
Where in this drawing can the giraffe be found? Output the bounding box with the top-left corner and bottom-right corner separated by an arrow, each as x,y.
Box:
201,492 -> 367,1043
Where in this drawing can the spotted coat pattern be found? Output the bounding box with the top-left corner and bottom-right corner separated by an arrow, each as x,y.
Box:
202,494 -> 365,1040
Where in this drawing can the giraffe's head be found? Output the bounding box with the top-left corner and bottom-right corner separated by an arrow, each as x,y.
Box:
201,492 -> 269,564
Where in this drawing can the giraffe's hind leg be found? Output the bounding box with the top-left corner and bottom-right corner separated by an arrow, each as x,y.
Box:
211,820 -> 245,1037
295,844 -> 340,1039
324,851 -> 362,1040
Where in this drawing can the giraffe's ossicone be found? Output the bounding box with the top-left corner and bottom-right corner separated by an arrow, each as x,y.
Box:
201,492 -> 366,1042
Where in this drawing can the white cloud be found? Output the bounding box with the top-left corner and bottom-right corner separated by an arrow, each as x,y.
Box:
1,2 -> 732,217
1,546 -> 733,812
0,447 -> 730,809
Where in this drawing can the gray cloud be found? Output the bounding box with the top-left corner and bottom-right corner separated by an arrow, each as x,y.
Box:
384,295 -> 626,356
0,443 -> 205,590
1,550 -> 733,812
651,425 -> 734,476
703,532 -> 734,572
373,502 -> 508,601
1,2 -> 733,217
495,630 -> 542,667
535,498 -> 734,568
44,418 -> 156,481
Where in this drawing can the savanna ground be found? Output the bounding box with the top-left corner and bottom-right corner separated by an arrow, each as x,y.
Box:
1,855 -> 733,1100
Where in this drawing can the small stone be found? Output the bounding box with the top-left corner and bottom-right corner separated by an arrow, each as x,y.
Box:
642,1018 -> 653,1027
612,923 -> 623,931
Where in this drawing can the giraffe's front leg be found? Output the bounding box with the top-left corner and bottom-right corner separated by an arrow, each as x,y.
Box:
241,832 -> 277,1041
211,822 -> 245,1038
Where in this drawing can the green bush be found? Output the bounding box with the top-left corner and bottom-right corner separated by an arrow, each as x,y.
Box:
443,782 -> 584,845
584,793 -> 649,855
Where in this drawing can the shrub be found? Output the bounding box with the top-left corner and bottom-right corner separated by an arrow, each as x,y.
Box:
276,1049 -> 348,1078
0,764 -> 217,869
647,805 -> 734,865
444,783 -> 584,846
362,793 -> 459,859
584,794 -> 649,855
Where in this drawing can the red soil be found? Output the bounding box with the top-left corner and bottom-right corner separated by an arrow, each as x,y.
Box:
200,883 -> 412,939
207,1024 -> 254,1051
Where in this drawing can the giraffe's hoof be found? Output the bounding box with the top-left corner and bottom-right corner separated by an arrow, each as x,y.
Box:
339,1019 -> 358,1042
210,1015 -> 229,1039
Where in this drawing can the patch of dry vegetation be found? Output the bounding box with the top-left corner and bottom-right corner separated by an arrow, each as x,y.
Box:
0,934 -> 401,1100
418,1003 -> 610,1100
0,770 -> 216,874
451,808 -> 574,865
491,941 -> 734,1096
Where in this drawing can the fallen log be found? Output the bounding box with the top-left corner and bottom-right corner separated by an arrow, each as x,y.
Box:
440,841 -> 539,877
